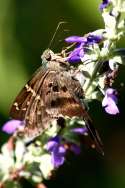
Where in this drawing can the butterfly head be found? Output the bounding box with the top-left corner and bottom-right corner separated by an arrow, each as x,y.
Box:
41,49 -> 70,71
41,49 -> 55,62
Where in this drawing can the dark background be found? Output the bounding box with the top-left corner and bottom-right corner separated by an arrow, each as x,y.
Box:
0,0 -> 125,187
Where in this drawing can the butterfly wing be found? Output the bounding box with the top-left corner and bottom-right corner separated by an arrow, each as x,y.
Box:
10,66 -> 47,119
10,66 -> 103,154
10,68 -> 86,137
10,67 -> 52,138
39,70 -> 103,154
56,71 -> 104,155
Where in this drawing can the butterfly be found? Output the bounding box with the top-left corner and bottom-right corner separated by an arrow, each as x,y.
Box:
9,49 -> 104,154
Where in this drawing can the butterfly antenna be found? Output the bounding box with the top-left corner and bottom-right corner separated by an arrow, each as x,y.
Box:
48,21 -> 67,49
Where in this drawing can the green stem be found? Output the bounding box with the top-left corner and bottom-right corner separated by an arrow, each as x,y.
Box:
85,60 -> 103,93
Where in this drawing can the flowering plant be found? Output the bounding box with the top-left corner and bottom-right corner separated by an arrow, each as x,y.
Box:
1,0 -> 125,187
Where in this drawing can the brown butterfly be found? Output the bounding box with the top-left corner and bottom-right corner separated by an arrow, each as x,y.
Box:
10,49 -> 103,154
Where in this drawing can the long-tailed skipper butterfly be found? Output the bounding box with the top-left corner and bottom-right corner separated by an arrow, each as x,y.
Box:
9,49 -> 103,155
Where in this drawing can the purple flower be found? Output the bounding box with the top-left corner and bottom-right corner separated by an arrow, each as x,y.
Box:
65,36 -> 87,43
65,33 -> 103,63
45,133 -> 83,167
102,88 -> 119,115
65,34 -> 102,46
87,34 -> 102,44
67,45 -> 84,63
46,136 -> 66,168
69,144 -> 81,155
71,127 -> 88,134
2,119 -> 24,134
99,0 -> 111,11
65,36 -> 86,63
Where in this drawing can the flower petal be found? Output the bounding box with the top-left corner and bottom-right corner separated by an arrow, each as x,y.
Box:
65,36 -> 87,43
52,152 -> 65,168
102,95 -> 108,107
102,88 -> 119,115
67,47 -> 84,63
106,88 -> 118,103
58,146 -> 66,154
104,98 -> 119,115
2,120 -> 23,134
70,144 -> 81,155
72,127 -> 87,134
87,34 -> 103,44
45,140 -> 58,151
45,136 -> 60,151
99,0 -> 111,11
52,145 -> 66,168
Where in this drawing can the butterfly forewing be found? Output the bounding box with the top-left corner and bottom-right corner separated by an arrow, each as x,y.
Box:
10,67 -> 46,119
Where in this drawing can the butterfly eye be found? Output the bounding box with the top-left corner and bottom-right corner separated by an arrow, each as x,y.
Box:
45,53 -> 52,61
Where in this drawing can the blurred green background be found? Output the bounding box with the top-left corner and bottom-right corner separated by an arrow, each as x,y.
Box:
0,0 -> 125,187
